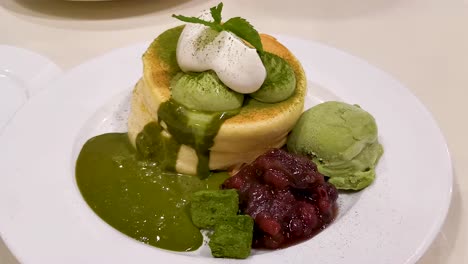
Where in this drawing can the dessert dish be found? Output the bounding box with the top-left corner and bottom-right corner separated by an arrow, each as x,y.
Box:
75,2 -> 383,260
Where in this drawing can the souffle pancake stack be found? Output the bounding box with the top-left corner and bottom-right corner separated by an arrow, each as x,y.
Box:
128,26 -> 307,175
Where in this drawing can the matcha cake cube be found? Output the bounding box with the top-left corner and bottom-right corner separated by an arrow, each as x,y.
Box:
216,215 -> 254,231
209,215 -> 254,259
190,189 -> 239,228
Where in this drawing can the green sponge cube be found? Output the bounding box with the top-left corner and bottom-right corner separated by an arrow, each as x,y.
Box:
216,215 -> 254,231
190,189 -> 239,228
209,215 -> 254,259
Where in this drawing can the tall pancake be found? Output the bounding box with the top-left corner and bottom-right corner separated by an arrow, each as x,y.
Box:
128,26 -> 307,174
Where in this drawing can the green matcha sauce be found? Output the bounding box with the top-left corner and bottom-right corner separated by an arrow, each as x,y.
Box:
76,133 -> 230,251
158,100 -> 238,178
76,99 -> 236,252
136,99 -> 238,178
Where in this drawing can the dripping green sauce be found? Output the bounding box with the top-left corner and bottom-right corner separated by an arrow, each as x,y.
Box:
76,90 -> 235,251
136,99 -> 238,178
156,99 -> 238,178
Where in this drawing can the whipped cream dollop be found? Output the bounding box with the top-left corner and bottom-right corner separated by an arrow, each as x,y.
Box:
176,12 -> 267,94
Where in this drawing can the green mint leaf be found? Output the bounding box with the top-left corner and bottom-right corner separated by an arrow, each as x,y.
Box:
173,4 -> 264,52
210,2 -> 223,24
222,17 -> 263,52
172,15 -> 223,32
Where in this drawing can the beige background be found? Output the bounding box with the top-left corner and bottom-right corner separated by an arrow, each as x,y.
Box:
1,0 -> 466,263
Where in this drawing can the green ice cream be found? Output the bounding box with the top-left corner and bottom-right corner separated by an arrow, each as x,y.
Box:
171,71 -> 244,112
287,101 -> 383,190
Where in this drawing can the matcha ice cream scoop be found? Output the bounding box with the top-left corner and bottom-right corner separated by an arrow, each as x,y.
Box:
287,101 -> 383,190
250,52 -> 296,103
171,71 -> 244,112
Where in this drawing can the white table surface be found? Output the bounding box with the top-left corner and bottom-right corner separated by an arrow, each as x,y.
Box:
1,0 -> 467,263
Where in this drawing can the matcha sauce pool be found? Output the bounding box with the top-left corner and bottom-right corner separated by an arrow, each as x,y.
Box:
76,133 -> 229,251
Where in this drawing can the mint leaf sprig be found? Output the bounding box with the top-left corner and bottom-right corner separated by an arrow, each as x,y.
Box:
210,2 -> 223,24
172,2 -> 263,52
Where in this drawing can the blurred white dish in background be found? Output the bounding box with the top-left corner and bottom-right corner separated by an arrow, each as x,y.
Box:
0,46 -> 62,131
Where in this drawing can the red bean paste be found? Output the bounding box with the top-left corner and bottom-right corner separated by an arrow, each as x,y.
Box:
222,149 -> 338,249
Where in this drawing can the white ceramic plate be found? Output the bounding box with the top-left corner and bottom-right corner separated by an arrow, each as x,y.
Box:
0,46 -> 62,132
0,36 -> 452,264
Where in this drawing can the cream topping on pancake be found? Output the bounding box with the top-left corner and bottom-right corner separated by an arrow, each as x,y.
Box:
176,11 -> 266,94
